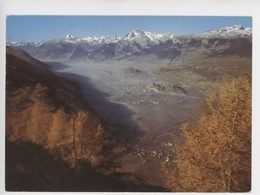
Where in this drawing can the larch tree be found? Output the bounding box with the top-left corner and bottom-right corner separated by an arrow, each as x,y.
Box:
162,74 -> 251,192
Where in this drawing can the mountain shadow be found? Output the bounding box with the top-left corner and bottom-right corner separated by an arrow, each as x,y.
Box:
6,141 -> 168,192
57,71 -> 145,146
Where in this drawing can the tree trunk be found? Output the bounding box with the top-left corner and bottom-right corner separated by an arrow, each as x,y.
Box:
72,116 -> 77,167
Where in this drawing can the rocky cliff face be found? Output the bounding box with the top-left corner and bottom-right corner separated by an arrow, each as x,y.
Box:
6,47 -> 115,167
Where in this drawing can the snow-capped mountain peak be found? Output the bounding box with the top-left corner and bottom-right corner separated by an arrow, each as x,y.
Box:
121,29 -> 177,48
62,34 -> 82,44
198,25 -> 252,38
123,28 -> 176,42
120,29 -> 152,49
64,34 -> 77,40
6,25 -> 252,61
82,35 -> 121,44
144,31 -> 176,43
231,24 -> 244,30
124,29 -> 147,40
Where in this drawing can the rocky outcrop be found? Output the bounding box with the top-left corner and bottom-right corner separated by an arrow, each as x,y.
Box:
122,67 -> 143,77
147,82 -> 187,94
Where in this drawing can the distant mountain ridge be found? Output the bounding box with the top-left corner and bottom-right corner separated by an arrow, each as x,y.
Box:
7,25 -> 252,61
197,25 -> 252,38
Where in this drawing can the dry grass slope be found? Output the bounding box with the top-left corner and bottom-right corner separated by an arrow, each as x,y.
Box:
162,74 -> 251,192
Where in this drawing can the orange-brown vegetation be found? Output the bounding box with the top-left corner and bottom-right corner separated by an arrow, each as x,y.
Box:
162,74 -> 251,192
6,47 -> 115,167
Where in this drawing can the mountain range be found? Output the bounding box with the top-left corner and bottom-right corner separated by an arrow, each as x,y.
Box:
7,25 -> 252,62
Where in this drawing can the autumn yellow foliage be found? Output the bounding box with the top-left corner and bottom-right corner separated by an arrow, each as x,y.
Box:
162,74 -> 251,192
6,81 -> 115,167
6,50 -> 116,168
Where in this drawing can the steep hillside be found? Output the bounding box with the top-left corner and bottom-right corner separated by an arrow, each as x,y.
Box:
6,47 -> 115,167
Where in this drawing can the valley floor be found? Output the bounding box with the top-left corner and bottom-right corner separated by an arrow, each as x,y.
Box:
44,53 -> 251,187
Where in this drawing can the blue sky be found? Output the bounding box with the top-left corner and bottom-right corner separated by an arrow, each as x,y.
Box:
6,16 -> 252,42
